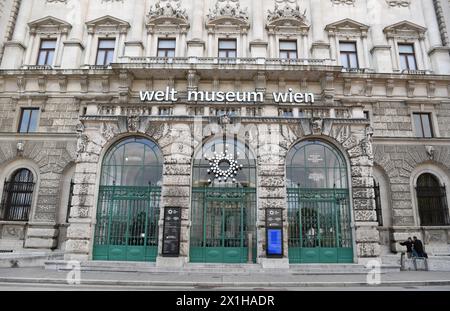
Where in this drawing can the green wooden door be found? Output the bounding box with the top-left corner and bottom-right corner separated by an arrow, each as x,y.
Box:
93,185 -> 161,262
190,187 -> 257,263
287,188 -> 353,263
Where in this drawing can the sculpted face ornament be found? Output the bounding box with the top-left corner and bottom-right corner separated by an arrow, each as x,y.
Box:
205,147 -> 243,183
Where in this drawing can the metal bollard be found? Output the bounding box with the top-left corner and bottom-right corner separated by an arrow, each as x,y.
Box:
248,233 -> 253,263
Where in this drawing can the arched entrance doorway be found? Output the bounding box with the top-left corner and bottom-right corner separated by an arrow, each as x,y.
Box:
286,140 -> 353,263
93,137 -> 163,261
190,137 -> 257,263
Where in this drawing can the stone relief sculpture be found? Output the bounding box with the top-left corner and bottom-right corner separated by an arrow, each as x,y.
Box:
310,117 -> 323,135
386,0 -> 411,7
330,0 -> 356,5
207,0 -> 249,22
361,125 -> 374,159
148,0 -> 188,21
267,0 -> 306,22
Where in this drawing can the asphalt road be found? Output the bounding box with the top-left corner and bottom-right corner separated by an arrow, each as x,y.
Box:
0,282 -> 450,291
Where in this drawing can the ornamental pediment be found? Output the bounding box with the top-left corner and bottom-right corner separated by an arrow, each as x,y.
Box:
383,20 -> 427,39
325,18 -> 369,36
86,15 -> 130,34
28,16 -> 72,34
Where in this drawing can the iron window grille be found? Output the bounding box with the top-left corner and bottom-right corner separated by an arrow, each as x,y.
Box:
0,169 -> 35,221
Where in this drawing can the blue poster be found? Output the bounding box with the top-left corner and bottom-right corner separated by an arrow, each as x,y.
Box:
267,228 -> 282,256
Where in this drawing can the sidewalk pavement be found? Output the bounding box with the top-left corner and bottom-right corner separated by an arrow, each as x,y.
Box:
1,267 -> 450,288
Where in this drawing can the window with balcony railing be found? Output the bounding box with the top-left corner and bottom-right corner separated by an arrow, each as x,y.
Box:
218,39 -> 237,63
279,40 -> 298,60
157,39 -> 176,58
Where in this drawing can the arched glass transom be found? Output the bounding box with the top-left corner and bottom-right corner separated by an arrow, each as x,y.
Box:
286,140 -> 348,189
100,137 -> 163,186
192,137 -> 256,188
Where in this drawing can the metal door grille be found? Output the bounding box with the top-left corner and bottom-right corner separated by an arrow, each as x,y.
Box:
190,187 -> 256,263
287,188 -> 353,263
93,185 -> 161,261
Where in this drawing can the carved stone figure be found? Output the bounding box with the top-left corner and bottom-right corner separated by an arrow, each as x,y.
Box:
207,0 -> 249,22
311,118 -> 323,135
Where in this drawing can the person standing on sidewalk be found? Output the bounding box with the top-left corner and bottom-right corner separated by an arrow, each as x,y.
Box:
400,237 -> 413,258
413,236 -> 427,258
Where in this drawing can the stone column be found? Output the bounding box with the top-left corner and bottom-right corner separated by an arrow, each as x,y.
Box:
257,124 -> 289,269
145,30 -> 153,57
155,123 -> 192,267
345,126 -> 381,264
190,0 -> 204,40
24,31 -> 36,65
362,34 -> 370,69
65,121 -> 104,261
419,37 -> 431,71
83,30 -> 94,66
54,32 -> 68,68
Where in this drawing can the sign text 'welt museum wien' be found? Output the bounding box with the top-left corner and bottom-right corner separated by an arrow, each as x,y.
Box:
139,87 -> 315,103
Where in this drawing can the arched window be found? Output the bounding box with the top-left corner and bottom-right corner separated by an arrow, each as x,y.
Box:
286,140 -> 347,189
374,178 -> 383,226
100,137 -> 163,186
0,168 -> 35,221
416,173 -> 449,226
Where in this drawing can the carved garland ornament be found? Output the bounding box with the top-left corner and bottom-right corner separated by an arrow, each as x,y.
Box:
386,0 -> 411,7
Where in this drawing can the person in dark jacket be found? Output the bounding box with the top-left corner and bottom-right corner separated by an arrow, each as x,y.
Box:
413,236 -> 427,258
400,237 -> 413,258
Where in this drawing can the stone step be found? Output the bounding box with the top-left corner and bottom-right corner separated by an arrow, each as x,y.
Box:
45,260 -> 400,274
0,251 -> 64,268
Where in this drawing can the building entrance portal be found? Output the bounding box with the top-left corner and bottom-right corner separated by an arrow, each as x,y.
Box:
190,138 -> 257,263
287,140 -> 353,263
93,137 -> 163,262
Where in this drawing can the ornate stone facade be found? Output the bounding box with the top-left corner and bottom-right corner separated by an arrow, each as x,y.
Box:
0,0 -> 449,266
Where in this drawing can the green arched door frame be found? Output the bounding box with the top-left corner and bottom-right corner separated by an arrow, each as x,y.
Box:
190,137 -> 257,263
93,136 -> 163,262
286,139 -> 353,263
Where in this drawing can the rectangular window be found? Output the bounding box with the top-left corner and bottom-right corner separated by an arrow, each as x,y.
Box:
96,39 -> 116,66
279,108 -> 293,117
413,113 -> 433,138
18,108 -> 39,133
339,42 -> 358,69
157,39 -> 176,58
37,39 -> 56,66
158,107 -> 172,116
399,43 -> 417,71
363,111 -> 370,120
279,40 -> 298,59
218,39 -> 237,58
